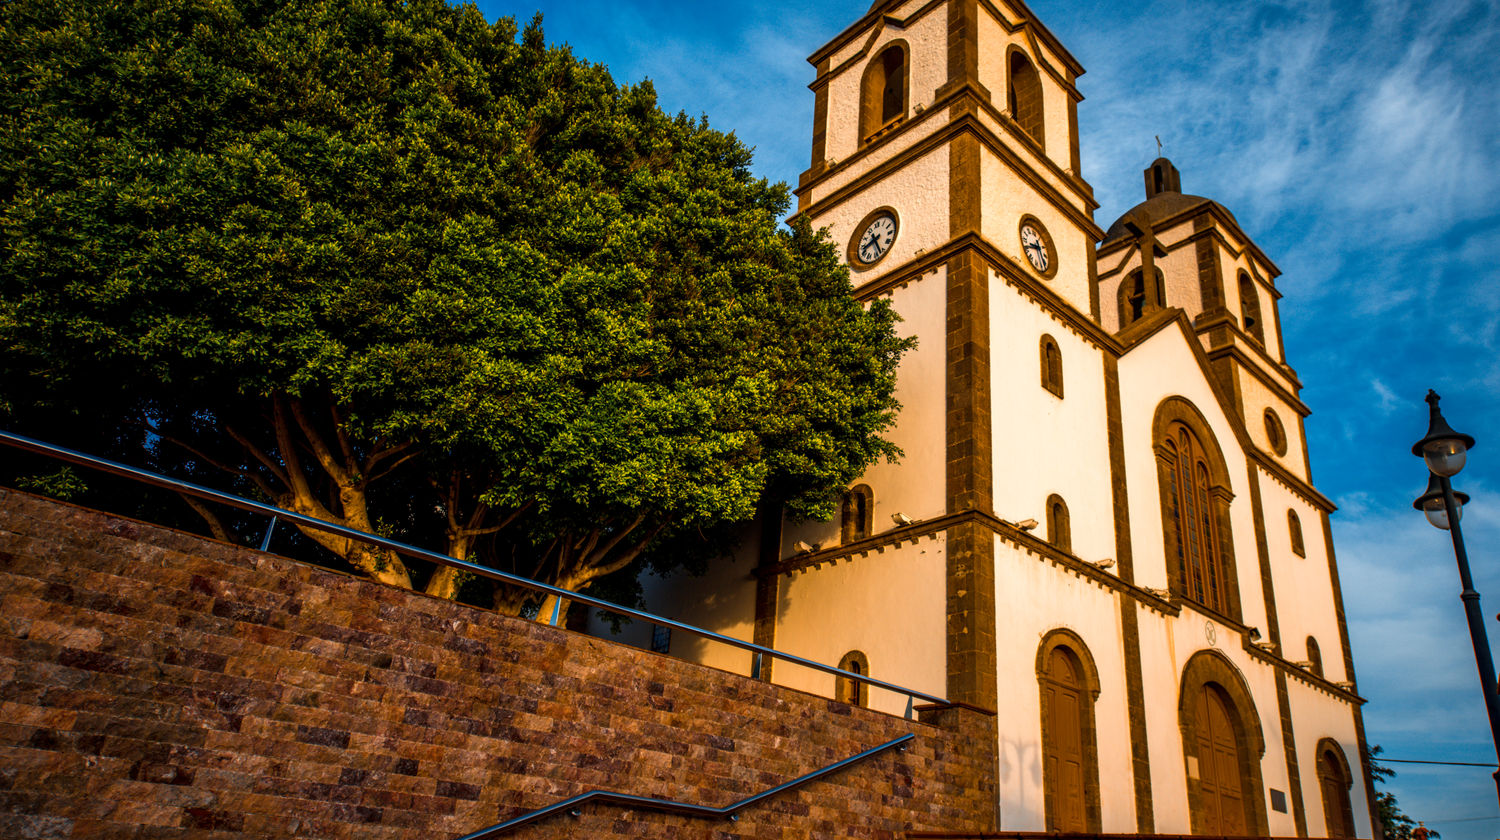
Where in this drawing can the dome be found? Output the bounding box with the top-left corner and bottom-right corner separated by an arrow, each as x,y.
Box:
1101,158 -> 1237,244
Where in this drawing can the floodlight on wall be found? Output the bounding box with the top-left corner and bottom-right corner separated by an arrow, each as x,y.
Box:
1335,681 -> 1356,691
1255,641 -> 1278,653
793,541 -> 817,554
892,512 -> 913,526
1144,587 -> 1170,600
1092,559 -> 1116,570
1293,661 -> 1315,670
1247,626 -> 1263,641
1015,518 -> 1039,531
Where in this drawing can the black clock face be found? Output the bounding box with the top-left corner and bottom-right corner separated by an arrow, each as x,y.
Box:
1021,224 -> 1049,272
857,213 -> 897,264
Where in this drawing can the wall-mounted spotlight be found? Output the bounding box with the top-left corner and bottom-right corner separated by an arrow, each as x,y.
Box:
1144,587 -> 1170,600
1293,661 -> 1315,670
1247,627 -> 1263,641
1255,641 -> 1278,653
892,512 -> 913,526
1335,681 -> 1356,691
793,541 -> 817,554
1092,559 -> 1116,570
1015,518 -> 1039,531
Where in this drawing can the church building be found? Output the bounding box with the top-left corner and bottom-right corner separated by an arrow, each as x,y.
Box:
634,0 -> 1377,835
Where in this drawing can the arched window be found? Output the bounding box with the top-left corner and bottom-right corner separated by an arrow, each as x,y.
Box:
1046,493 -> 1071,554
1316,738 -> 1356,838
1037,631 -> 1102,833
1306,636 -> 1323,678
1008,50 -> 1044,146
841,484 -> 874,543
1288,509 -> 1305,557
1040,334 -> 1064,397
860,43 -> 908,143
837,650 -> 869,707
1239,272 -> 1265,344
1179,650 -> 1269,837
1118,267 -> 1165,328
1154,399 -> 1240,619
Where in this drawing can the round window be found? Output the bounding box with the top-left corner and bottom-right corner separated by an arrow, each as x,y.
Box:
1264,408 -> 1288,457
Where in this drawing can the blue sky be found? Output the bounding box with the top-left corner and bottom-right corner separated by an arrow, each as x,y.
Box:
478,0 -> 1500,834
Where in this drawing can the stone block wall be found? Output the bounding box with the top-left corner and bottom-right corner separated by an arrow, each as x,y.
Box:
0,488 -> 997,839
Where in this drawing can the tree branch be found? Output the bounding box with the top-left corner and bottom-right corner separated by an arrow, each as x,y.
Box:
287,396 -> 352,486
179,493 -> 230,542
223,423 -> 290,491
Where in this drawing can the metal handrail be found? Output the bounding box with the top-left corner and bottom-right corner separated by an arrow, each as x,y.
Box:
0,430 -> 950,709
454,733 -> 916,838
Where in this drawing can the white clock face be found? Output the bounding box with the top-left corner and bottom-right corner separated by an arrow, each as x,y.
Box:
857,213 -> 897,264
1021,224 -> 1050,272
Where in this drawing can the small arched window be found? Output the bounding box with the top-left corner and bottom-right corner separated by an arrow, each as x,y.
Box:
860,43 -> 908,143
1046,494 -> 1071,554
837,650 -> 869,707
1288,509 -> 1305,557
1118,268 -> 1164,328
1040,334 -> 1064,397
1239,272 -> 1265,344
1008,50 -> 1045,146
841,484 -> 874,543
1306,637 -> 1323,678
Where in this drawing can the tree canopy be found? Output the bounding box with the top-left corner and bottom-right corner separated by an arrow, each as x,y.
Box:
0,0 -> 909,608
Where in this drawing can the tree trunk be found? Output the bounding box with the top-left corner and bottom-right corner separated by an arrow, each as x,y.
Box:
424,540 -> 472,600
535,593 -> 571,626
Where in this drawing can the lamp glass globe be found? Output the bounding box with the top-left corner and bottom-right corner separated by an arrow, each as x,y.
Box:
1423,496 -> 1461,530
1423,438 -> 1469,477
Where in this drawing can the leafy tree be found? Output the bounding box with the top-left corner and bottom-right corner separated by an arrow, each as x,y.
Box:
1367,745 -> 1440,840
0,0 -> 909,607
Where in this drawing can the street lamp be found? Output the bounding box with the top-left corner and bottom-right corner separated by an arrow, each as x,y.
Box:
1411,389 -> 1500,806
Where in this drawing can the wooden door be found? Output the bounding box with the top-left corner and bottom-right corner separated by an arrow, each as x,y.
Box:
1044,648 -> 1088,831
1320,750 -> 1354,837
1195,684 -> 1249,836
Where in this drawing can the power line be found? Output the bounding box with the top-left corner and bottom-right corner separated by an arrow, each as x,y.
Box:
1381,758 -> 1499,767
1424,816 -> 1500,824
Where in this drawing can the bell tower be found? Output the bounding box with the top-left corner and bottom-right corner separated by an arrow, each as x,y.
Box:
789,0 -> 1106,714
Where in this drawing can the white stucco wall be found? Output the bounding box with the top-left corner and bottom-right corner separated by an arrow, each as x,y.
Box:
1290,679 -> 1372,838
980,154 -> 1093,316
1116,324 -> 1270,639
1239,370 -> 1310,482
988,277 -> 1115,564
991,542 -> 1137,831
771,534 -> 947,717
1260,475 -> 1347,684
809,145 -> 951,290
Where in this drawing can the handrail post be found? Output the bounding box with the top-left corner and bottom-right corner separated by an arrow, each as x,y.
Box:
259,515 -> 277,552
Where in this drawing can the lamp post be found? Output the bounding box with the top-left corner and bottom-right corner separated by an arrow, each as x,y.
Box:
1411,389 -> 1500,806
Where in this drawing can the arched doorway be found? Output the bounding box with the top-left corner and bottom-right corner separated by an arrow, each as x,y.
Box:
1179,650 -> 1268,836
1194,683 -> 1250,834
1036,630 -> 1102,832
1317,738 -> 1356,838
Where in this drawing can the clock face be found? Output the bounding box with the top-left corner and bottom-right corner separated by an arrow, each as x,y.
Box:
1021,224 -> 1050,272
856,213 -> 897,265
